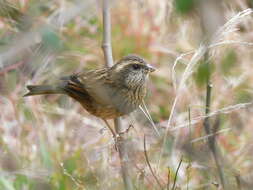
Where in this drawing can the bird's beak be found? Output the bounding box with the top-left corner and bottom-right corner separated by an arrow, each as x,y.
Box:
146,64 -> 156,72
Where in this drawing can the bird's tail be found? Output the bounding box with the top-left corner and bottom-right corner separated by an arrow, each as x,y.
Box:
24,85 -> 63,97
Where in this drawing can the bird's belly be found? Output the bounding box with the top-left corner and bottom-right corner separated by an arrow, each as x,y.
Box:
80,85 -> 143,119
87,101 -> 138,119
92,106 -> 123,119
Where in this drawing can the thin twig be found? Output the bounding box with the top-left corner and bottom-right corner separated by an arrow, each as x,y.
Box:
203,57 -> 212,135
203,51 -> 226,189
171,157 -> 183,190
187,107 -> 192,144
190,128 -> 231,143
143,135 -> 164,189
118,124 -> 134,135
103,119 -> 116,137
235,175 -> 242,190
187,108 -> 192,190
167,167 -> 170,190
60,162 -> 84,189
186,163 -> 191,190
140,101 -> 160,137
0,61 -> 24,75
166,101 -> 253,132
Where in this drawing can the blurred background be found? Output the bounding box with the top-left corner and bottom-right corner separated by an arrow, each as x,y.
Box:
0,0 -> 253,189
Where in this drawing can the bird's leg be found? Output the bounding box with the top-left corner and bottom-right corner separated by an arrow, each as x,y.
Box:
103,119 -> 118,150
103,119 -> 116,137
118,124 -> 134,135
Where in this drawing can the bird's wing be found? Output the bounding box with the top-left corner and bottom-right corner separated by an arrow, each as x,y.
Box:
76,68 -> 115,106
59,74 -> 94,110
78,68 -> 137,114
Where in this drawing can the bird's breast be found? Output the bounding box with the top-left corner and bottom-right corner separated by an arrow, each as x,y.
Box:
84,82 -> 146,118
113,84 -> 146,114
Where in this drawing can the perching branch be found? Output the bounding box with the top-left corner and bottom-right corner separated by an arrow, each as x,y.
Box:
102,0 -> 113,67
101,0 -> 134,189
114,118 -> 134,190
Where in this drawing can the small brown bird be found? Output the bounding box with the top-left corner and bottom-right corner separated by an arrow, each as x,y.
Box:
24,54 -> 155,120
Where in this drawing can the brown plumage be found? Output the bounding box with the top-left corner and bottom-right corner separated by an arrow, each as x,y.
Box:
24,54 -> 155,119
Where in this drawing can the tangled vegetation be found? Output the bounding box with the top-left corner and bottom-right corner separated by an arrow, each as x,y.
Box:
0,0 -> 253,189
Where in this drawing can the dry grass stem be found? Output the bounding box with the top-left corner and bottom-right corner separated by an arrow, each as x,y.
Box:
143,135 -> 164,189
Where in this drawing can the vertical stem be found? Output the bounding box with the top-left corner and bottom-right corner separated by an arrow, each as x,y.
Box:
114,118 -> 134,190
102,0 -> 113,67
203,52 -> 212,136
203,51 -> 226,188
102,0 -> 133,189
199,0 -> 226,184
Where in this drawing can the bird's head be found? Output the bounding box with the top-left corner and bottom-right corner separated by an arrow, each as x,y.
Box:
110,54 -> 155,89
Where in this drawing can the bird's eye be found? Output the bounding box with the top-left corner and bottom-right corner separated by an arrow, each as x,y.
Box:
132,64 -> 141,70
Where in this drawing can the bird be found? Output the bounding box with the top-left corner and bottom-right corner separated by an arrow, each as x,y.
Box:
24,55 -> 155,122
